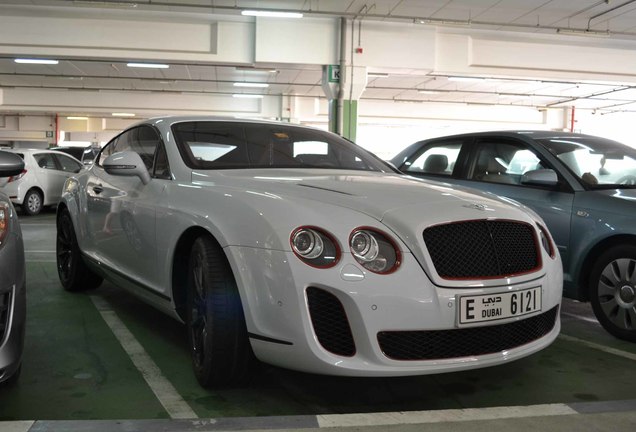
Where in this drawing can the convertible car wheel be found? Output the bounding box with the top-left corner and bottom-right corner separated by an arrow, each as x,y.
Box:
186,236 -> 254,387
590,245 -> 636,342
56,209 -> 103,292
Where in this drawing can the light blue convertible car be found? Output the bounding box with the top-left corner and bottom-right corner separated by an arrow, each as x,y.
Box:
392,130 -> 636,342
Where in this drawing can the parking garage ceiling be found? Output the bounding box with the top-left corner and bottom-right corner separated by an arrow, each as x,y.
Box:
4,0 -> 636,116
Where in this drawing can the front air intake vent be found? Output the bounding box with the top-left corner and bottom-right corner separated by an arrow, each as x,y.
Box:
306,287 -> 355,357
423,220 -> 540,279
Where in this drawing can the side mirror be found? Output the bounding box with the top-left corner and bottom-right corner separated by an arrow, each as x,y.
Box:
0,151 -> 25,177
103,151 -> 151,185
521,168 -> 558,186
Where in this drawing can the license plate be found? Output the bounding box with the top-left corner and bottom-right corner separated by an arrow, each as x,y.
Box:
458,287 -> 542,325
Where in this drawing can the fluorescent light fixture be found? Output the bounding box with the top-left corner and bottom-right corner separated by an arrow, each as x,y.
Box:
15,58 -> 58,65
233,94 -> 264,99
241,10 -> 303,18
233,82 -> 270,88
418,89 -> 441,94
127,62 -> 169,69
66,116 -> 88,120
235,66 -> 278,73
368,72 -> 390,78
112,112 -> 135,117
448,76 -> 485,82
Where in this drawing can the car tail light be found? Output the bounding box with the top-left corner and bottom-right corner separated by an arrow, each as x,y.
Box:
7,169 -> 26,183
537,223 -> 556,259
291,227 -> 340,268
0,203 -> 9,245
349,227 -> 401,274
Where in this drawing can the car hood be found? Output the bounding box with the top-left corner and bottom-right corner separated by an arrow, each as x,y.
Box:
195,168 -> 534,225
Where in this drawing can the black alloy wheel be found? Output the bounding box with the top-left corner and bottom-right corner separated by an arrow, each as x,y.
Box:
589,244 -> 636,342
56,209 -> 103,292
186,235 -> 255,387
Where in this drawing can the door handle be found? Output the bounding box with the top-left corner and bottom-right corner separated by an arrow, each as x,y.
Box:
92,185 -> 104,194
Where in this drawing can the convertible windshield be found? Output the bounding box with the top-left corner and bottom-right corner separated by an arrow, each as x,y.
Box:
537,136 -> 636,188
172,121 -> 389,172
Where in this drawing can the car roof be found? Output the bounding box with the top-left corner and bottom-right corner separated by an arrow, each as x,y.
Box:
420,130 -> 603,142
1,148 -> 81,159
134,115 -> 328,133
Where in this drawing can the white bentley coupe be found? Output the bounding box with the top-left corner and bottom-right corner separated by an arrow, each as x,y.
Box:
56,117 -> 562,388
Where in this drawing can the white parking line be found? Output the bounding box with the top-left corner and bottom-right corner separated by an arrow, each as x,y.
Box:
90,296 -> 197,419
559,334 -> 636,362
317,403 -> 577,427
0,421 -> 35,432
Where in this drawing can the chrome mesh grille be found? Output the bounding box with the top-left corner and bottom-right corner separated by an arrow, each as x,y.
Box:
423,220 -> 539,278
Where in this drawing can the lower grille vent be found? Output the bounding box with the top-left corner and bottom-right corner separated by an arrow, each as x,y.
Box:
378,306 -> 558,360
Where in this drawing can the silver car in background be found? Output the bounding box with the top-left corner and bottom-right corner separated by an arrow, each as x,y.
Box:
0,150 -> 26,386
0,148 -> 83,216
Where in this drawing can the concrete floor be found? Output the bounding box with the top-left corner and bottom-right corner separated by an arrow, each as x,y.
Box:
1,207 -> 635,431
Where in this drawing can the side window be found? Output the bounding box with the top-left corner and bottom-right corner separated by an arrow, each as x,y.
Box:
470,140 -> 545,185
132,126 -> 160,171
402,141 -> 462,176
33,153 -> 57,170
98,135 -> 122,166
153,142 -> 171,179
54,154 -> 82,173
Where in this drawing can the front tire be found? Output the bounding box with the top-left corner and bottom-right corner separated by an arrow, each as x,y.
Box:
589,245 -> 636,342
56,209 -> 103,292
186,235 -> 254,387
23,189 -> 43,216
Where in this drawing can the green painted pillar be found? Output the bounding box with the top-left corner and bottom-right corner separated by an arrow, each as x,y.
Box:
342,100 -> 358,142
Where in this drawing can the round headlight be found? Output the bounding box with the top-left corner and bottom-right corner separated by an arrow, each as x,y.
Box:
349,228 -> 401,274
350,231 -> 379,262
292,229 -> 324,259
290,227 -> 340,268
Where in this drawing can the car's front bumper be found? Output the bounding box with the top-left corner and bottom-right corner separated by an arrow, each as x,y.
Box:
226,246 -> 562,377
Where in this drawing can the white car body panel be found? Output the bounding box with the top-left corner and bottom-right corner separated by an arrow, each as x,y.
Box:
60,116 -> 563,377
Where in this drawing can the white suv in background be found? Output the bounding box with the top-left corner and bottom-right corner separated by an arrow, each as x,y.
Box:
0,148 -> 83,215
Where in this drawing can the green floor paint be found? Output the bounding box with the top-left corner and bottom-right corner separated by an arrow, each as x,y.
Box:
0,263 -> 167,420
2,212 -> 636,421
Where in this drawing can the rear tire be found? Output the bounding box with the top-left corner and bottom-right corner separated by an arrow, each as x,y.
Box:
589,244 -> 636,342
186,235 -> 254,387
23,189 -> 43,216
56,208 -> 103,292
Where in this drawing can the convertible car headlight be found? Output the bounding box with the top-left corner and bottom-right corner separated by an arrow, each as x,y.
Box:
291,227 -> 340,268
349,228 -> 401,274
537,223 -> 556,259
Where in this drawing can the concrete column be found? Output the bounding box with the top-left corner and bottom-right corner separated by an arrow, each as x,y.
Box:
322,65 -> 367,140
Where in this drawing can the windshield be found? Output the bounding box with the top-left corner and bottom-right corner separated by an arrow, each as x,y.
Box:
172,121 -> 389,172
536,136 -> 636,188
